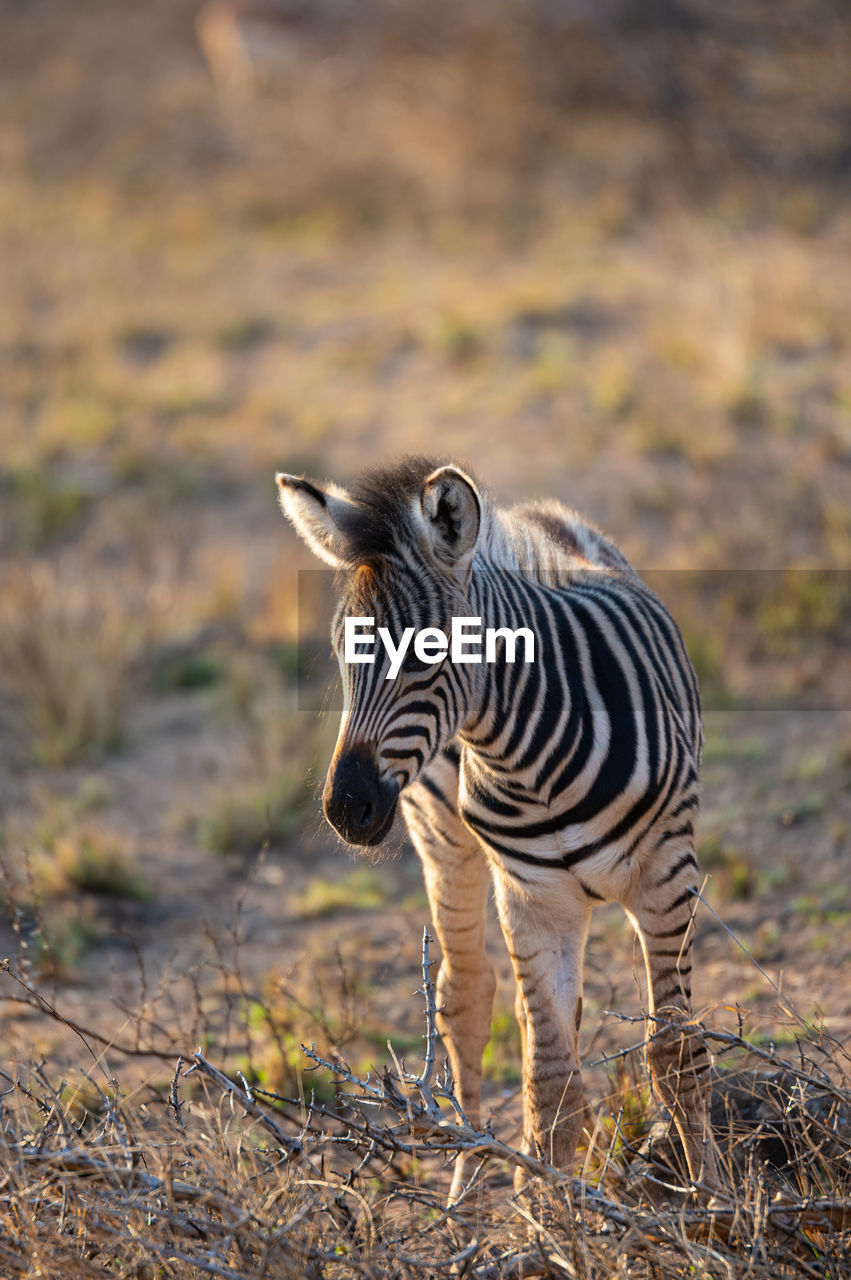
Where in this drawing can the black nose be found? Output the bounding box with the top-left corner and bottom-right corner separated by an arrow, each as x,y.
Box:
323,745 -> 398,846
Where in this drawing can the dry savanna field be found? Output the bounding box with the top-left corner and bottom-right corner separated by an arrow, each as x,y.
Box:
0,1 -> 850,1275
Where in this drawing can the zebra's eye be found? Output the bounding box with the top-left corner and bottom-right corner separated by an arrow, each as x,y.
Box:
402,651 -> 431,675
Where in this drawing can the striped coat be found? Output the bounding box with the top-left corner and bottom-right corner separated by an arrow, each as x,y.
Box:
277,457 -> 720,1198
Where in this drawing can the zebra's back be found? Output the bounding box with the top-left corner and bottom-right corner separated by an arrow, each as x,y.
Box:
457,548 -> 702,902
515,499 -> 635,575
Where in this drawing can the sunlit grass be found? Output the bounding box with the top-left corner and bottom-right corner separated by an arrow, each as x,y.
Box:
0,566 -> 146,765
294,868 -> 392,919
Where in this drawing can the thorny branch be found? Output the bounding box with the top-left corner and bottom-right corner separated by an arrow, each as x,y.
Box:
183,1050 -> 306,1161
2,932 -> 850,1277
410,926 -> 441,1115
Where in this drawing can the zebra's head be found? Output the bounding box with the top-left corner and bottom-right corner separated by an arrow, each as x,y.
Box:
276,458 -> 483,846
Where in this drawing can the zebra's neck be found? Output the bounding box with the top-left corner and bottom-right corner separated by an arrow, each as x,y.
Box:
477,509 -> 532,572
457,567 -> 564,776
477,506 -> 584,584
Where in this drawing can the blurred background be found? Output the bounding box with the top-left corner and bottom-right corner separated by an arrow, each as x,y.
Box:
0,0 -> 849,1094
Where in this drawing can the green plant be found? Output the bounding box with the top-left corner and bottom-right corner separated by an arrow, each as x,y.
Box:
26,796 -> 150,903
757,570 -> 850,655
702,731 -> 769,764
729,858 -> 755,901
151,646 -> 225,692
196,774 -> 313,857
51,830 -> 150,900
235,948 -> 394,1104
4,466 -> 94,551
680,628 -> 733,710
695,836 -> 756,901
481,1009 -> 522,1085
294,868 -> 391,919
31,899 -> 105,981
696,832 -> 726,868
73,775 -> 115,816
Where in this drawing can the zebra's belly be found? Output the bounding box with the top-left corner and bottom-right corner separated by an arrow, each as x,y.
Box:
467,814 -> 667,905
459,769 -> 681,903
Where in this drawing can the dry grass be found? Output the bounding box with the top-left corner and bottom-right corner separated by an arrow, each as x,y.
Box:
188,657 -> 332,858
0,933 -> 849,1279
0,808 -> 148,983
0,565 -> 149,766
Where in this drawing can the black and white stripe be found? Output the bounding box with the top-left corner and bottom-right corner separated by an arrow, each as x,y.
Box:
277,456 -> 721,1194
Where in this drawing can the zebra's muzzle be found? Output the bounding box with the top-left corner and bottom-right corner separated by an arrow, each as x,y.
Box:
323,745 -> 398,847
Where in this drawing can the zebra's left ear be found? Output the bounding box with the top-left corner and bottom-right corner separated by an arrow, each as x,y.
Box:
276,472 -> 355,568
420,466 -> 481,574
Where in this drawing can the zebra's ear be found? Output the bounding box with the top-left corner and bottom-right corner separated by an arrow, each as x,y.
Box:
276,473 -> 354,568
420,466 -> 481,572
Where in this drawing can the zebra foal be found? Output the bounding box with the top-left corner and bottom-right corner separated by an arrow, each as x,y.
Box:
277,457 -> 721,1197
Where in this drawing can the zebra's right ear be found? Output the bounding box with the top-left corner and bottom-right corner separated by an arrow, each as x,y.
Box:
276,473 -> 354,568
420,465 -> 481,574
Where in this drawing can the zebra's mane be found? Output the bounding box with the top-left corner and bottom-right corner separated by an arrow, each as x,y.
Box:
332,455 -> 626,586
336,455 -> 480,568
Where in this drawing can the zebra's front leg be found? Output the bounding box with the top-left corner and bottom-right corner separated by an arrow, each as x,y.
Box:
626,852 -> 722,1195
493,870 -> 592,1181
401,775 -> 496,1202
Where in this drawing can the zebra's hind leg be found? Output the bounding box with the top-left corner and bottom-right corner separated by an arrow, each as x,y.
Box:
401,755 -> 496,1203
492,870 -> 592,1186
626,851 -> 722,1195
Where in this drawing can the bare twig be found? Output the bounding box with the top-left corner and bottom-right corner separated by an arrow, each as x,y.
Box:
169,1055 -> 186,1129
408,926 -> 441,1115
0,958 -> 181,1064
183,1050 -> 305,1158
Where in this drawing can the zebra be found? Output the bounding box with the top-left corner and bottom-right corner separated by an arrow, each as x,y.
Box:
276,456 -> 721,1198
